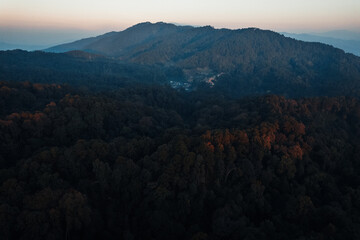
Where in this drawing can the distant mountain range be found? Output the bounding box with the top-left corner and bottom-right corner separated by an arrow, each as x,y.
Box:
0,41 -> 48,51
282,32 -> 360,56
314,30 -> 360,41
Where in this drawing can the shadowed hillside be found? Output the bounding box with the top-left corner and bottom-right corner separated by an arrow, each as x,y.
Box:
45,22 -> 360,97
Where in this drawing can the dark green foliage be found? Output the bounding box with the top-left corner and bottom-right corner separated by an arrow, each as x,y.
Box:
1,81 -> 360,239
0,50 -> 167,91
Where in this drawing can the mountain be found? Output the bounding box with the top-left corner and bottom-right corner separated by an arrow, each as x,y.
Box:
0,41 -> 19,50
282,32 -> 360,56
45,31 -> 119,53
316,30 -> 360,41
36,22 -> 360,97
0,41 -> 47,51
46,22 -> 193,55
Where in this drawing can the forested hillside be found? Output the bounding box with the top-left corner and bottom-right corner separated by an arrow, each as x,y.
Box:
2,48 -> 360,98
0,50 -> 167,91
46,22 -> 360,97
1,81 -> 360,239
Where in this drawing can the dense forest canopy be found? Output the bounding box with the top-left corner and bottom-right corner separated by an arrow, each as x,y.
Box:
1,80 -> 360,239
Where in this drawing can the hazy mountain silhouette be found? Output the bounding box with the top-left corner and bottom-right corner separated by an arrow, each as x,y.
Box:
0,41 -> 48,51
316,30 -> 360,41
282,32 -> 360,56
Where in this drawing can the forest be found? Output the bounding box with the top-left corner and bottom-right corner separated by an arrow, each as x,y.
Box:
1,79 -> 360,239
46,22 -> 360,97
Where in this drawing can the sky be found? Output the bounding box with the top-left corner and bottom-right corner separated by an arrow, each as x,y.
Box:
0,0 -> 360,47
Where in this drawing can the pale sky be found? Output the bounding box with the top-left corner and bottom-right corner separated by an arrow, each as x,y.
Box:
0,0 -> 360,45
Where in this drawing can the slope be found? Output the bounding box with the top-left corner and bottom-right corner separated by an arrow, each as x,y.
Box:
26,22 -> 360,97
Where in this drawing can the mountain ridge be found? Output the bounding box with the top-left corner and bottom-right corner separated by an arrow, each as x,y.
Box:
46,22 -> 193,55
12,22 -> 360,97
0,41 -> 48,51
282,32 -> 360,56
